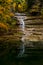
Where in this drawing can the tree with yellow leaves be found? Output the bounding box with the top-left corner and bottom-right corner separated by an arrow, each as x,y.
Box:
0,0 -> 17,25
0,0 -> 18,34
18,0 -> 27,12
12,0 -> 27,12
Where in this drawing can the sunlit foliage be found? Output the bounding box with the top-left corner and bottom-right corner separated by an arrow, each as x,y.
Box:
0,0 -> 17,26
18,0 -> 27,12
12,0 -> 27,12
0,22 -> 9,33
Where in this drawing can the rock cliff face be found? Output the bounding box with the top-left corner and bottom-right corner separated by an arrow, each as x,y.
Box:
0,13 -> 43,41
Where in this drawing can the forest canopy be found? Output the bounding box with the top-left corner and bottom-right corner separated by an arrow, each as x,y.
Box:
0,0 -> 43,34
0,0 -> 43,24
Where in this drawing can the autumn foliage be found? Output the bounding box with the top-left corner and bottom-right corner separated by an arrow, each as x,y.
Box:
0,23 -> 9,34
0,23 -> 8,29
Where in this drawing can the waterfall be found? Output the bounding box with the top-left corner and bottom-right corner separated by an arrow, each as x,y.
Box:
18,18 -> 25,57
15,13 -> 25,57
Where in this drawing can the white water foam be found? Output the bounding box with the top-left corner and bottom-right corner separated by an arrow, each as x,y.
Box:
15,13 -> 25,57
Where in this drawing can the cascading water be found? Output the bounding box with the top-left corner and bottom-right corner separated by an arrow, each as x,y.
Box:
18,18 -> 25,57
15,13 -> 25,57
